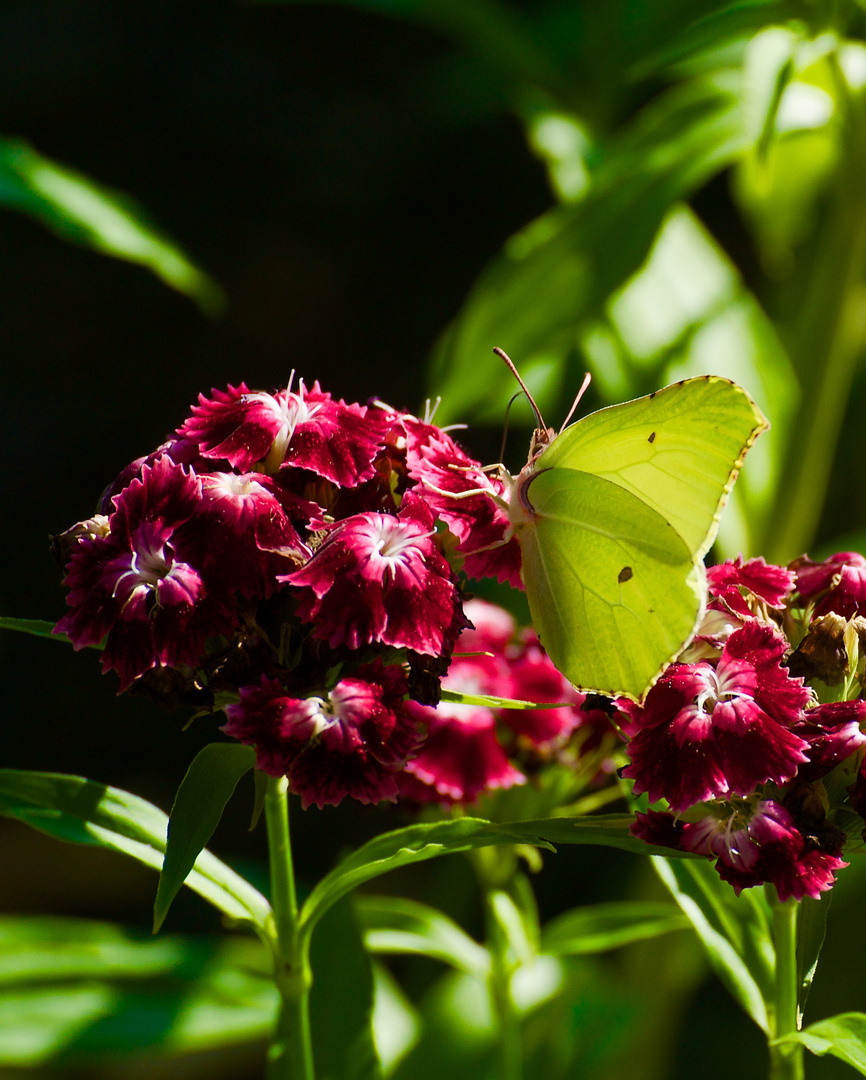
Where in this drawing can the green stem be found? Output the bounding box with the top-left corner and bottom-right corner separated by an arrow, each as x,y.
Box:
768,893 -> 803,1080
264,775 -> 314,1080
474,848 -> 523,1080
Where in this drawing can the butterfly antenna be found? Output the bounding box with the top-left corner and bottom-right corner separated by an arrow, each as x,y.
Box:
498,391 -> 523,463
560,371 -> 592,431
493,347 -> 546,431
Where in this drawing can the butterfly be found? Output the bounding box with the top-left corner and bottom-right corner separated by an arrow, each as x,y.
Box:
497,349 -> 769,701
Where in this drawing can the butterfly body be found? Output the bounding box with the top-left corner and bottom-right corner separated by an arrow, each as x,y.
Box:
507,375 -> 768,701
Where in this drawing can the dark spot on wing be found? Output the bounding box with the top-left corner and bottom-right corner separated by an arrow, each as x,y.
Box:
618,566 -> 633,584
647,431 -> 656,444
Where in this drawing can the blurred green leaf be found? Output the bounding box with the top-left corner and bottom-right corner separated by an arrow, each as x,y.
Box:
733,28 -> 843,274
0,138 -> 224,313
779,1012 -> 866,1073
154,743 -> 256,932
0,770 -> 270,930
653,856 -> 774,1032
357,896 -> 490,978
541,901 -> 689,956
310,896 -> 383,1080
370,963 -> 420,1075
588,204 -> 797,556
0,917 -> 273,1064
429,68 -> 748,425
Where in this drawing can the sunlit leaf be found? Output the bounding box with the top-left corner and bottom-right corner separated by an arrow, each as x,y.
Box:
595,204 -> 797,556
778,1013 -> 866,1074
0,770 -> 270,930
299,818 -> 552,938
439,688 -> 565,709
429,69 -> 747,425
0,138 -> 224,313
154,743 -> 256,932
489,814 -> 691,857
653,856 -> 773,1032
370,963 -> 420,1075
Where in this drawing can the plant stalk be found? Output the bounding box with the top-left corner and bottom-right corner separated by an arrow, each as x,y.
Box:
768,893 -> 803,1080
264,775 -> 314,1080
474,848 -> 524,1080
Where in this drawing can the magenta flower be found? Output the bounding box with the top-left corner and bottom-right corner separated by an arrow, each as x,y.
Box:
286,492 -> 469,656
633,801 -> 847,901
407,427 -> 522,587
793,552 -> 866,619
621,621 -> 811,812
789,699 -> 866,781
222,662 -> 421,808
397,600 -> 620,803
400,702 -> 525,803
685,800 -> 847,901
55,456 -> 237,691
707,556 -> 796,619
179,379 -> 388,486
184,472 -> 317,598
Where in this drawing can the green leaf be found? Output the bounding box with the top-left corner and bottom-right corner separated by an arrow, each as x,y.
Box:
0,917 -> 274,1064
154,743 -> 256,932
487,813 -> 692,857
778,1013 -> 866,1074
796,893 -> 831,1017
439,688 -> 565,709
357,896 -> 490,979
653,856 -> 773,1032
299,817 -> 551,939
370,963 -> 420,1074
310,896 -> 383,1080
0,617 -> 69,643
0,138 -> 224,314
430,69 -> 747,425
541,901 -> 689,955
593,204 -> 796,558
0,770 -> 270,930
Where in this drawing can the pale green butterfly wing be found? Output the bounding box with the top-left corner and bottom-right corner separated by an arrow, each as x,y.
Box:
512,376 -> 768,700
519,469 -> 705,700
536,376 -> 768,559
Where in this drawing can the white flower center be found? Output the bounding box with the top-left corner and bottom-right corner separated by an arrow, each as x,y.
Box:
113,530 -> 175,612
268,388 -> 322,463
368,516 -> 433,580
693,667 -> 749,713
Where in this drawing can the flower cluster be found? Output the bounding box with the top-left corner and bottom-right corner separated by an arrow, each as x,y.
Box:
399,599 -> 621,804
51,377 -> 561,808
622,554 -> 866,901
